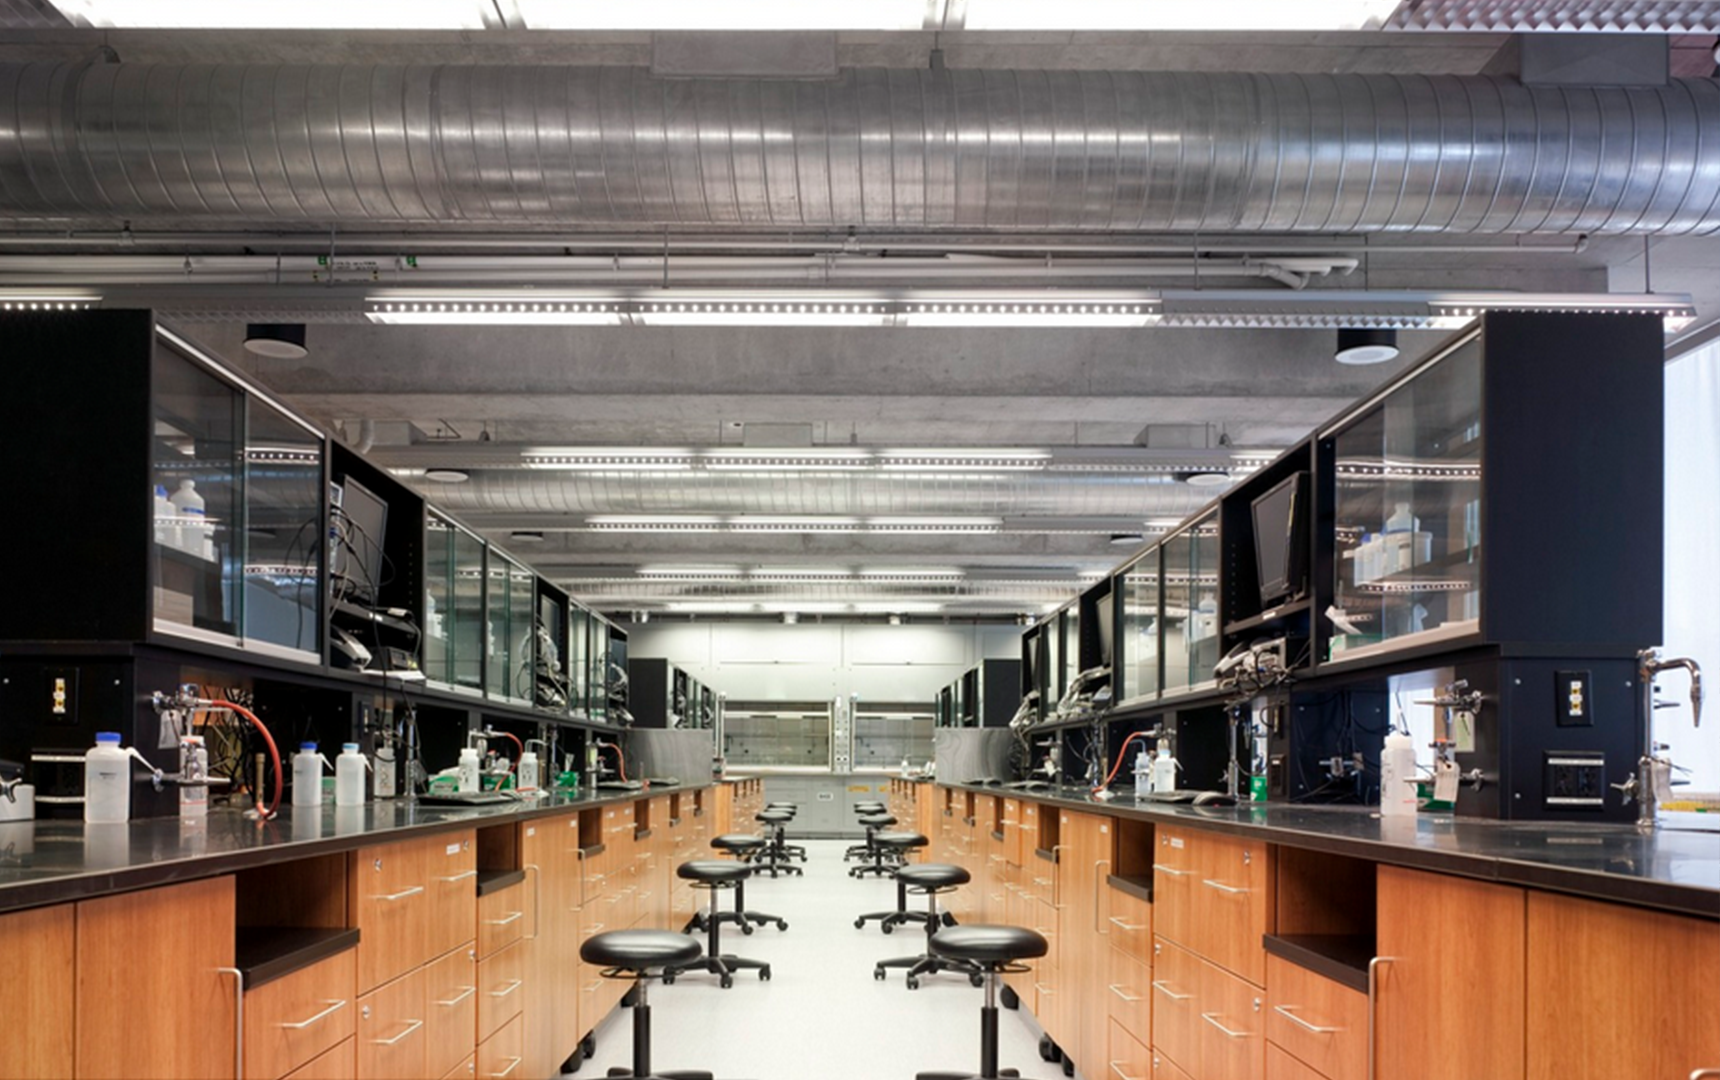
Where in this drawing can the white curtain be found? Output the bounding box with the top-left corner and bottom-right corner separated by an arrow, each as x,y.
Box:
1662,340 -> 1720,795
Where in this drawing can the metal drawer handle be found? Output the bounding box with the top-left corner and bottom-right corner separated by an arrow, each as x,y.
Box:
1690,1071 -> 1720,1079
1369,957 -> 1397,1080
1108,983 -> 1144,1003
438,869 -> 479,883
435,986 -> 477,1007
1153,865 -> 1193,877
490,1056 -> 523,1078
1201,1013 -> 1251,1039
1108,916 -> 1148,932
1110,1063 -> 1146,1080
488,979 -> 524,999
485,911 -> 525,926
1035,982 -> 1056,995
1202,879 -> 1250,895
1274,1005 -> 1342,1034
279,999 -> 347,1030
1151,980 -> 1192,1002
375,885 -> 426,901
371,1018 -> 424,1046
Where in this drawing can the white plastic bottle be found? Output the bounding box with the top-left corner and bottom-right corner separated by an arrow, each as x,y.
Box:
335,743 -> 369,806
1151,746 -> 1177,794
457,747 -> 482,794
169,479 -> 211,559
84,732 -> 131,824
152,484 -> 176,548
293,743 -> 330,808
517,748 -> 540,793
1133,748 -> 1153,798
1379,732 -> 1418,817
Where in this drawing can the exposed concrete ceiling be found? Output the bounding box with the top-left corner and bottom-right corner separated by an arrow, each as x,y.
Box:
3,24 -> 1716,616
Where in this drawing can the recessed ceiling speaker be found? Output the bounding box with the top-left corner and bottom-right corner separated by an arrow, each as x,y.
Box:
509,530 -> 544,543
243,323 -> 308,359
423,469 -> 470,483
1335,327 -> 1400,365
1110,533 -> 1145,546
1177,469 -> 1231,487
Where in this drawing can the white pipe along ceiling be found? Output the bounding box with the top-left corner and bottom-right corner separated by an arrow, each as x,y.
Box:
2,30 -> 1716,618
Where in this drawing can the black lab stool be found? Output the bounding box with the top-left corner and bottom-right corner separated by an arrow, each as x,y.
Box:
914,925 -> 1049,1080
664,861 -> 772,987
752,809 -> 803,877
873,864 -> 983,988
688,834 -> 788,935
578,929 -> 712,1079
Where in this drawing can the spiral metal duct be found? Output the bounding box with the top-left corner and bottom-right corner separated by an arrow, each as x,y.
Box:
427,470 -> 1218,519
4,62 -> 1720,233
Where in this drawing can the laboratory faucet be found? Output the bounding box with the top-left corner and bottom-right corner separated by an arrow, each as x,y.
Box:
1619,649 -> 1705,830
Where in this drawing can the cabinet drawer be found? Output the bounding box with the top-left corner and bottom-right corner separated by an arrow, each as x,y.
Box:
477,884 -> 528,959
1153,827 -> 1198,950
245,949 -> 357,1080
1106,887 -> 1152,963
427,832 -> 478,961
1107,946 -> 1152,1048
1189,830 -> 1272,986
1266,1043 -> 1328,1080
351,841 -> 429,993
477,939 -> 527,1041
1151,938 -> 1201,1078
1153,1052 -> 1195,1080
424,944 -> 477,1080
476,1013 -> 524,1080
1196,953 -> 1267,1080
1107,1016 -> 1154,1080
1265,954 -> 1366,1080
438,1055 -> 475,1080
282,1037 -> 356,1080
355,967 -> 427,1080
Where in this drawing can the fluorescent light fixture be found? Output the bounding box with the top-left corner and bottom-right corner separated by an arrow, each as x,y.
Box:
875,449 -> 1050,471
522,449 -> 693,471
587,515 -> 723,532
0,294 -> 101,310
511,0 -> 932,30
635,299 -> 889,327
636,565 -> 746,577
1426,293 -> 1699,335
366,299 -> 624,325
857,567 -> 965,578
867,516 -> 1003,534
899,300 -> 1159,327
960,0 -> 1401,31
50,0 -> 495,27
728,516 -> 864,533
747,567 -> 855,579
703,449 -> 874,471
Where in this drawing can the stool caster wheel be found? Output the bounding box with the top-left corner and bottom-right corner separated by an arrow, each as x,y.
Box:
969,973 -> 984,988
662,974 -> 677,986
741,923 -> 755,935
1038,1035 -> 1059,1063
882,923 -> 894,935
1061,1054 -> 1075,1076
854,917 -> 865,929
942,911 -> 957,927
720,974 -> 734,989
760,966 -> 771,981
906,976 -> 920,990
561,1048 -> 584,1074
1001,1071 -> 1020,1078
776,920 -> 789,931
874,967 -> 886,981
1001,984 -> 1019,1010
582,1034 -> 597,1058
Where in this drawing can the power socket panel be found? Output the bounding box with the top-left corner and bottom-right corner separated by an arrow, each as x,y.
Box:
1555,670 -> 1593,727
1544,751 -> 1606,810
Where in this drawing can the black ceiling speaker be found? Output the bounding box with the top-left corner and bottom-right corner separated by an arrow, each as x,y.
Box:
1334,327 -> 1399,365
244,323 -> 308,359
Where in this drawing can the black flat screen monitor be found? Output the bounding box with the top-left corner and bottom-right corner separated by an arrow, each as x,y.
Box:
337,477 -> 389,607
1251,471 -> 1309,607
1094,593 -> 1115,669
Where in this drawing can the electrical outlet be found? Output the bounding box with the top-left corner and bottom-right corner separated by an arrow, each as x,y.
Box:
1544,752 -> 1605,809
1555,670 -> 1592,727
45,667 -> 78,724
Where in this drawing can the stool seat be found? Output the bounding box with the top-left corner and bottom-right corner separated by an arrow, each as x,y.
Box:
756,809 -> 793,823
580,929 -> 703,971
896,863 -> 970,890
712,833 -> 766,853
930,925 -> 1048,965
765,802 -> 797,810
876,831 -> 928,848
679,860 -> 751,884
859,814 -> 897,828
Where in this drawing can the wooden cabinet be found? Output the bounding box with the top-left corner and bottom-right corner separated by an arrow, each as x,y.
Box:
1107,945 -> 1152,1049
0,902 -> 74,1080
76,875 -> 237,1080
1160,827 -> 1272,987
1263,955 -> 1364,1080
244,949 -> 358,1080
355,966 -> 427,1080
438,1055 -> 475,1080
1526,891 -> 1720,1080
283,1039 -> 356,1080
517,815 -> 575,1080
1375,867 -> 1524,1080
1152,934 -> 1265,1080
476,939 -> 526,1042
1266,1043 -> 1329,1080
476,1013 -> 524,1080
476,883 -> 527,959
1058,809 -> 1115,1080
1110,1015 -> 1155,1080
1151,938 -> 1201,1078
350,839 -> 429,994
423,944 -> 476,1080
1154,1053 -> 1197,1080
1152,826 -> 1197,951
425,832 -> 477,961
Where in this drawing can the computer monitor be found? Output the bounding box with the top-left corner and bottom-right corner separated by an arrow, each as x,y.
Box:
335,477 -> 389,606
1094,593 -> 1115,669
1251,471 -> 1309,606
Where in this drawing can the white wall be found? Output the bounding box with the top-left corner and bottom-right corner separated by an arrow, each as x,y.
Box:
625,621 -> 1022,704
1661,341 -> 1720,795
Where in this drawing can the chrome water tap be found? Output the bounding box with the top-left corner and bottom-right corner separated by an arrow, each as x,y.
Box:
1625,650 -> 1705,830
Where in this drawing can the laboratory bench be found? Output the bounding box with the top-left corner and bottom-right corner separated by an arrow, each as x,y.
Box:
0,778 -> 751,1080
916,779 -> 1720,1080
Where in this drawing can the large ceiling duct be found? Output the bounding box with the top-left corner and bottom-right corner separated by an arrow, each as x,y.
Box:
5,63 -> 1720,234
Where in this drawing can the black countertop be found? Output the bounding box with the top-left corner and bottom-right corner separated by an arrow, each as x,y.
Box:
940,782 -> 1720,920
0,782 -> 719,915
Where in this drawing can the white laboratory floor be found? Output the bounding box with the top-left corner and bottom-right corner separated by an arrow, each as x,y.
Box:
561,839 -> 1073,1080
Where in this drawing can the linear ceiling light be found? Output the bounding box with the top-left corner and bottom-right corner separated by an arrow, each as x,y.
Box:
634,300 -> 890,327
52,0 -> 497,28
867,517 -> 1003,534
521,449 -> 694,471
0,294 -> 101,311
366,299 -> 624,325
702,449 -> 874,471
875,450 -> 1050,471
960,0 -> 1402,30
899,301 -> 1160,327
509,0 -> 933,30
